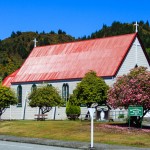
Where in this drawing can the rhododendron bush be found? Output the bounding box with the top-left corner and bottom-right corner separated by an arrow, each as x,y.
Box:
107,67 -> 150,127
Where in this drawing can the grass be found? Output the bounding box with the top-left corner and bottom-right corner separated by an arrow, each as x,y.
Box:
0,120 -> 150,148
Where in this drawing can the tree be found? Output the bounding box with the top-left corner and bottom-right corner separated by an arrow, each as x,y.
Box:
57,29 -> 66,35
70,71 -> 109,108
107,67 -> 150,127
28,85 -> 63,115
58,29 -> 63,34
11,31 -> 16,38
0,86 -> 17,119
50,31 -> 56,34
146,48 -> 150,58
16,31 -> 22,36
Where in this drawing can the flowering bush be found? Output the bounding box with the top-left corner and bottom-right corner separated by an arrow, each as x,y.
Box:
107,67 -> 150,127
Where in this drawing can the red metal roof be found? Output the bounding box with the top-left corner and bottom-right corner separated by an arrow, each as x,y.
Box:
3,33 -> 137,86
2,69 -> 19,87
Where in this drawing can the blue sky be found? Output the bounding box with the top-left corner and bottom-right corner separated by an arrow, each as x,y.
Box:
0,0 -> 150,40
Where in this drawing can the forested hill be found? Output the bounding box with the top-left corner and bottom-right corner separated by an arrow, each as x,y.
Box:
0,30 -> 75,79
1,21 -> 150,80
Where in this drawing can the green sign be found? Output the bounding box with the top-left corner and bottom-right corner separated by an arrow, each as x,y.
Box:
128,106 -> 143,117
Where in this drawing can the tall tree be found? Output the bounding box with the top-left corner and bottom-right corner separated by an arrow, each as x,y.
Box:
107,67 -> 150,127
70,71 -> 109,108
28,85 -> 63,115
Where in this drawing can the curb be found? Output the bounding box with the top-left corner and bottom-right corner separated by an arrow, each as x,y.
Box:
0,135 -> 149,150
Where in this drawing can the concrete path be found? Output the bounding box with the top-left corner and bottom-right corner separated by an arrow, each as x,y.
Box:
0,135 -> 149,150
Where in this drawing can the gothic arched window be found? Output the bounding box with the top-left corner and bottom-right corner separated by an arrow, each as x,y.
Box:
135,64 -> 138,68
17,85 -> 22,107
31,84 -> 37,92
62,83 -> 69,101
47,84 -> 52,87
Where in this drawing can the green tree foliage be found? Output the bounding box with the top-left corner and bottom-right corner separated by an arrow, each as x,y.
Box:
146,48 -> 150,57
66,99 -> 81,120
70,71 -> 109,108
58,29 -> 66,35
0,86 -> 17,119
28,85 -> 63,115
107,67 -> 150,127
49,31 -> 56,34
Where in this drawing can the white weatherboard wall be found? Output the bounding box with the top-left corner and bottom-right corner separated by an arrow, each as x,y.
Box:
117,38 -> 150,76
104,77 -> 115,87
1,80 -> 81,120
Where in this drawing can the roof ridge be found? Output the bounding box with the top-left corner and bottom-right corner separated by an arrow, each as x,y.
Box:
34,33 -> 137,49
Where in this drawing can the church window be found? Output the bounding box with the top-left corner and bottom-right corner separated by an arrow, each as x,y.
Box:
135,64 -> 138,68
17,85 -> 22,107
47,84 -> 52,87
31,84 -> 37,92
62,83 -> 69,101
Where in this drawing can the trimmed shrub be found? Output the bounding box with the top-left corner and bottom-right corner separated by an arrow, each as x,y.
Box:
66,101 -> 81,120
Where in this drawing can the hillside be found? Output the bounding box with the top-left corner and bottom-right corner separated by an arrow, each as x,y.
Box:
0,30 -> 75,79
0,21 -> 150,80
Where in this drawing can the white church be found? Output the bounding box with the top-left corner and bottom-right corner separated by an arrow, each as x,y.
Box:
2,27 -> 150,120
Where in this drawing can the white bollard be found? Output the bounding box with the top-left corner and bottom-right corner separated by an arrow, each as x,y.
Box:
88,108 -> 95,148
10,105 -> 11,120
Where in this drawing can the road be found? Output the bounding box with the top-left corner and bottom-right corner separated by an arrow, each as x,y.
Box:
0,135 -> 150,150
0,141 -> 76,150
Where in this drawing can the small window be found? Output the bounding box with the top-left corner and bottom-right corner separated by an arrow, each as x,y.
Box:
47,84 -> 52,87
66,84 -> 69,99
135,64 -> 138,68
31,84 -> 37,92
62,83 -> 69,101
17,85 -> 22,107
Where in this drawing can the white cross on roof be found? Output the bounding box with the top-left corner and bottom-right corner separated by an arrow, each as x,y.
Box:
33,38 -> 38,47
134,21 -> 139,33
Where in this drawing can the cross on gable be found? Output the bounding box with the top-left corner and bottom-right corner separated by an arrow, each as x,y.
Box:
134,21 -> 139,33
33,38 -> 38,47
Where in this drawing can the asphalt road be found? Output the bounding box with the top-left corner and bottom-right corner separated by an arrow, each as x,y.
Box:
0,141 -> 76,150
0,135 -> 150,150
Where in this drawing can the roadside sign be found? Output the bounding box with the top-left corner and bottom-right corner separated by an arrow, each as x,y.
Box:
128,106 -> 143,117
128,106 -> 143,129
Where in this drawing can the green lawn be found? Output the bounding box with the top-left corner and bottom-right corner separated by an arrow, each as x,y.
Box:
0,120 -> 150,148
